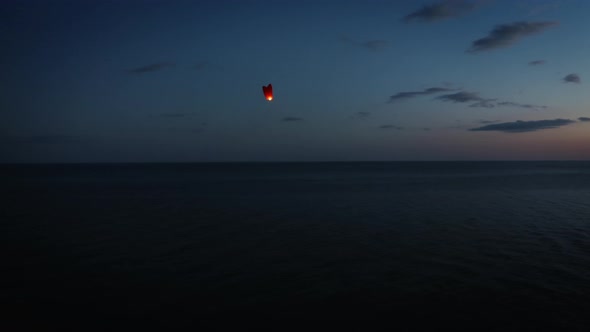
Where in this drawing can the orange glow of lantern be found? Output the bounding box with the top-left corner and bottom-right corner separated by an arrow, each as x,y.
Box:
262,84 -> 273,101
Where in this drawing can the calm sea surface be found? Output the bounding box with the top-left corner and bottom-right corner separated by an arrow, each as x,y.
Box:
2,162 -> 590,330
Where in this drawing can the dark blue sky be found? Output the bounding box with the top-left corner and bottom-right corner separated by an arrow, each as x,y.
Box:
2,0 -> 589,162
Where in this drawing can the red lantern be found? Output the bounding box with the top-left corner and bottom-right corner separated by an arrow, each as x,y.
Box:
262,84 -> 273,101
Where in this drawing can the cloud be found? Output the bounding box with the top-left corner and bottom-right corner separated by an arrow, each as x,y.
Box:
437,91 -> 482,103
282,117 -> 304,122
403,1 -> 477,22
563,73 -> 581,83
394,88 -> 546,110
128,62 -> 175,74
436,91 -> 549,109
497,101 -> 548,110
470,118 -> 575,133
469,100 -> 496,108
467,21 -> 558,53
388,87 -> 454,102
579,117 -> 590,122
437,91 -> 495,107
360,40 -> 389,52
379,124 -> 403,130
528,60 -> 546,66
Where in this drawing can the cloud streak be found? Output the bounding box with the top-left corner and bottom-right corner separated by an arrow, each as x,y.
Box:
467,21 -> 558,53
563,73 -> 581,83
528,60 -> 546,66
389,87 -> 454,103
437,91 -> 496,107
497,101 -> 547,110
403,1 -> 477,22
435,91 -> 547,109
389,87 -> 548,109
470,119 -> 575,133
578,117 -> 590,122
437,91 -> 485,103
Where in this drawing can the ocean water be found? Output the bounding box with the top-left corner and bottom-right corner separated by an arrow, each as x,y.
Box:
2,162 -> 590,330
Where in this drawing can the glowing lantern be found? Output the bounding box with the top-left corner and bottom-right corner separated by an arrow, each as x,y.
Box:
262,84 -> 273,101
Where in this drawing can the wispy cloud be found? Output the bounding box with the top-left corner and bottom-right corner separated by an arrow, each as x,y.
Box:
579,117 -> 590,122
467,21 -> 558,53
379,124 -> 403,130
529,60 -> 546,66
389,87 -> 454,103
437,91 -> 484,103
128,62 -> 175,74
497,101 -> 547,110
437,91 -> 496,107
469,100 -> 496,108
282,117 -> 304,122
470,118 -> 575,133
436,91 -> 546,109
403,1 -> 477,22
563,73 -> 581,83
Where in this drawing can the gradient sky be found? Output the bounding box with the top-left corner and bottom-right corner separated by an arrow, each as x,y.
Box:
2,0 -> 590,162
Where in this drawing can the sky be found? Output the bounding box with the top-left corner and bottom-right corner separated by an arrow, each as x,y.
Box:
2,0 -> 590,163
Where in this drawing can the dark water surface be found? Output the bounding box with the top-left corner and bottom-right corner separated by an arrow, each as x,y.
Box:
2,162 -> 590,330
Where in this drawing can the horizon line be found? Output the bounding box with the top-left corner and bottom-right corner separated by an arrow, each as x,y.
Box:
2,160 -> 590,166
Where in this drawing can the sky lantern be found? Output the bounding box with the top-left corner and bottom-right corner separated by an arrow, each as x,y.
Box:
262,84 -> 273,101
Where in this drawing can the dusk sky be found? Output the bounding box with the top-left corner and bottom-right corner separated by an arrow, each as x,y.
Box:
2,0 -> 590,162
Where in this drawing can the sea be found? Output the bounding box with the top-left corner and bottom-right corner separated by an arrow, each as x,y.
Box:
2,161 -> 590,330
